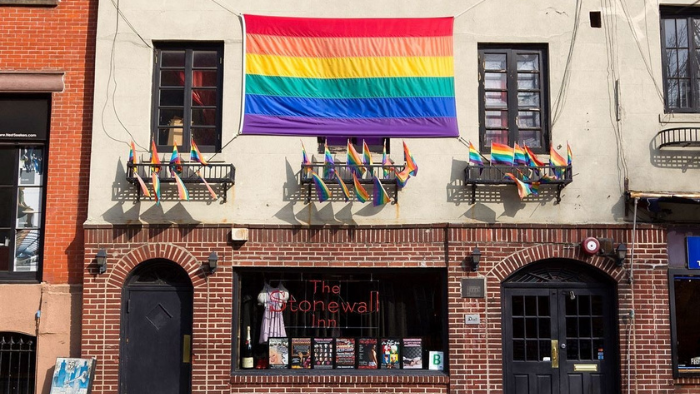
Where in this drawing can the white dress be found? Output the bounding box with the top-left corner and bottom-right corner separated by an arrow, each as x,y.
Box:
258,282 -> 289,343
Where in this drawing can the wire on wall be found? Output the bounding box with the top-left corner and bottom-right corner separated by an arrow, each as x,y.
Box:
551,0 -> 583,128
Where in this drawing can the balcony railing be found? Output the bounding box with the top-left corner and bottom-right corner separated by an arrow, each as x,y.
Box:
300,163 -> 406,204
464,164 -> 572,204
655,127 -> 700,149
126,162 -> 235,202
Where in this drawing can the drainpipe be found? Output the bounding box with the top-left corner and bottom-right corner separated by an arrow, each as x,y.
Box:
627,197 -> 638,394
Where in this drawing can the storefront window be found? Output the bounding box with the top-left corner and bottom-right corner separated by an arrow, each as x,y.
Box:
671,273 -> 700,376
236,268 -> 446,372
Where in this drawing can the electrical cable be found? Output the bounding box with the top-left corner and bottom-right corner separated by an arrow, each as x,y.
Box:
552,0 -> 583,128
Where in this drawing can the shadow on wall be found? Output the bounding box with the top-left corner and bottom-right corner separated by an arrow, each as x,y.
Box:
649,136 -> 700,171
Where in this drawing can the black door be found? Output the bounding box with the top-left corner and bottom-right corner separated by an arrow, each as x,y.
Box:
503,286 -> 618,394
121,261 -> 193,394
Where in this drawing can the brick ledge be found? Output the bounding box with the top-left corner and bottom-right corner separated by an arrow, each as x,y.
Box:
230,370 -> 449,385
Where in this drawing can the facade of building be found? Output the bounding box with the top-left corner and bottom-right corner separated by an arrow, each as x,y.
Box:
0,0 -> 96,392
83,1 -> 699,394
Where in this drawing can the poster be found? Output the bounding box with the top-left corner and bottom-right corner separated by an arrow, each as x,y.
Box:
334,338 -> 356,369
290,338 -> 311,369
268,337 -> 289,369
312,338 -> 334,369
380,338 -> 401,369
401,338 -> 423,369
49,358 -> 95,394
357,338 -> 378,369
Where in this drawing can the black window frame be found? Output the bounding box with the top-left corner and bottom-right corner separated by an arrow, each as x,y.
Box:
151,42 -> 224,154
660,6 -> 700,113
668,268 -> 700,377
478,44 -> 550,154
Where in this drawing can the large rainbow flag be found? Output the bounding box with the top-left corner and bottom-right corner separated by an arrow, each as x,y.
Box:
242,15 -> 457,137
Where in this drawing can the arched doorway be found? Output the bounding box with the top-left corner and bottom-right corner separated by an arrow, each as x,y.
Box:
120,260 -> 193,394
502,259 -> 620,394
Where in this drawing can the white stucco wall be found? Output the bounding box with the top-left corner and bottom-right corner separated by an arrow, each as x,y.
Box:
87,0 -> 700,225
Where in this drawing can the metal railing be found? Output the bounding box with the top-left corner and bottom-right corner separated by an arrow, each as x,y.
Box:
0,333 -> 36,394
126,162 -> 236,202
464,164 -> 572,203
655,127 -> 700,149
300,163 -> 406,203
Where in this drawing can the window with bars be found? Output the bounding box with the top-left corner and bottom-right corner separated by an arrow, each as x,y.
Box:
478,45 -> 549,153
0,333 -> 36,394
152,43 -> 224,153
661,7 -> 700,112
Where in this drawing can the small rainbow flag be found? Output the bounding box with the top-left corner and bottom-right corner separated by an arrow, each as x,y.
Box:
190,139 -> 209,166
567,142 -> 573,166
524,145 -> 544,167
394,166 -> 411,188
301,140 -> 313,176
403,141 -> 418,176
170,142 -> 183,174
549,146 -> 567,178
382,140 -> 391,178
468,141 -> 483,166
151,172 -> 161,204
129,141 -> 136,164
505,172 -> 532,200
173,172 -> 190,200
128,142 -> 151,197
150,140 -> 161,173
491,142 -> 513,165
514,143 -> 527,165
347,140 -> 366,176
353,172 -> 369,203
363,140 -> 373,168
311,171 -> 332,202
323,141 -> 335,178
196,170 -> 218,200
372,176 -> 392,206
334,172 -> 351,202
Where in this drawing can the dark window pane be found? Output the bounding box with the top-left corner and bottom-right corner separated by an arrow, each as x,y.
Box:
566,317 -> 577,337
567,339 -> 579,359
591,295 -> 603,315
566,295 -> 577,314
525,296 -> 537,316
484,131 -> 508,147
0,149 -> 16,185
518,111 -> 540,128
678,49 -> 689,77
158,109 -> 184,127
538,296 -> 550,316
192,90 -> 217,106
484,72 -> 507,89
192,128 -> 217,147
525,318 -> 537,338
483,54 -> 506,70
160,89 -> 185,106
667,79 -> 679,107
161,70 -> 185,87
592,317 -> 604,337
193,51 -> 218,68
161,51 -> 186,67
485,111 -> 508,128
580,339 -> 592,360
525,340 -> 539,361
485,91 -> 508,107
539,340 -> 551,360
0,229 -> 10,271
694,19 -> 700,47
668,49 -> 679,77
513,340 -> 525,361
538,318 -> 550,337
517,54 -> 539,71
192,71 -> 218,87
0,188 -> 13,226
673,277 -> 700,368
518,130 -> 542,148
192,109 -> 217,126
157,128 -> 183,147
579,295 -> 591,315
513,317 -> 524,338
678,19 -> 689,47
680,79 -> 691,108
512,296 -> 524,316
518,73 -> 540,90
579,317 -> 591,337
518,92 -> 540,107
665,19 -> 677,48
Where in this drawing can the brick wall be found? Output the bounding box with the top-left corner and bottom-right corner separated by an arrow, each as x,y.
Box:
1,0 -> 96,284
83,223 -> 686,394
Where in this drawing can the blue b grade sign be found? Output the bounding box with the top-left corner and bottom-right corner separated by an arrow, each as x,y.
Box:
688,237 -> 700,269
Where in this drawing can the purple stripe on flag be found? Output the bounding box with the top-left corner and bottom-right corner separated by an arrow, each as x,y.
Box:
242,115 -> 458,137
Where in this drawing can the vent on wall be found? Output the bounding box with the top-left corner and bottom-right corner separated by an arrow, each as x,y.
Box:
231,228 -> 249,242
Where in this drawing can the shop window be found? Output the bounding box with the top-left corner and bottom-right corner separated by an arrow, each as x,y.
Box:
235,268 -> 446,372
0,332 -> 36,393
670,272 -> 700,376
660,7 -> 700,113
478,45 -> 549,153
152,43 -> 223,153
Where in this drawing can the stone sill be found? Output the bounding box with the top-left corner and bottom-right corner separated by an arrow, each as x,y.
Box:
230,370 -> 449,385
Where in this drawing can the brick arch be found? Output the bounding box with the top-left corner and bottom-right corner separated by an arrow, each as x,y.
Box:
489,243 -> 626,283
105,243 -> 205,289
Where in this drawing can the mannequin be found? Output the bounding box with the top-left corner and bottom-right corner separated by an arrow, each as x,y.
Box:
258,281 -> 289,343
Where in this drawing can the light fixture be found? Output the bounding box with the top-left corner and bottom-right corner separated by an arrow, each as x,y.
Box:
96,249 -> 108,274
470,247 -> 482,272
614,243 -> 627,267
203,251 -> 218,275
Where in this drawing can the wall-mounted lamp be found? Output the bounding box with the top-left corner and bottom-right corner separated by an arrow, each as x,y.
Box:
96,249 -> 108,274
613,243 -> 627,267
202,251 -> 218,275
470,247 -> 482,272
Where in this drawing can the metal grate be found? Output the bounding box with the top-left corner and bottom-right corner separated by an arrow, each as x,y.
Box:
0,333 -> 36,394
655,127 -> 700,149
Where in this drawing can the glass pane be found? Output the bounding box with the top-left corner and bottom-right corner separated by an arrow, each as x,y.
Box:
674,277 -> 700,367
579,295 -> 591,315
678,19 -> 688,47
593,339 -> 605,358
566,317 -> 577,337
579,317 -> 591,337
485,91 -> 507,107
591,295 -> 603,315
484,131 -> 508,147
518,73 -> 540,90
518,130 -> 542,148
592,317 -> 604,336
538,318 -> 550,337
158,109 -> 184,127
539,340 -> 551,360
160,89 -> 185,107
525,318 -> 537,338
161,51 -> 185,67
0,188 -> 13,226
517,54 -> 539,71
192,89 -> 217,106
678,49 -> 689,77
538,296 -> 550,316
566,296 -> 577,314
483,53 -> 506,70
512,296 -> 524,316
192,128 -> 217,147
193,51 -> 218,68
580,340 -> 592,360
665,19 -> 677,48
19,148 -> 43,186
0,229 -> 10,271
17,187 -> 42,229
513,340 -> 525,361
567,339 -> 579,359
667,79 -> 679,107
160,70 -> 185,87
518,92 -> 540,107
525,340 -> 539,361
0,149 -> 14,185
15,229 -> 39,272
513,317 -> 524,338
192,71 -> 218,87
485,111 -> 508,128
680,79 -> 691,108
518,111 -> 540,128
525,296 -> 537,316
192,109 -> 216,126
484,72 -> 507,89
668,49 -> 679,77
157,128 -> 183,147
694,19 -> 700,47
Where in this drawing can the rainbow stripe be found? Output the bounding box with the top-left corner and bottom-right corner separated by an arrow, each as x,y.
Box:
524,145 -> 544,167
353,172 -> 369,203
468,141 -> 483,166
323,141 -> 335,178
373,176 -> 392,206
335,172 -> 351,202
362,140 -> 373,167
514,143 -> 527,165
490,142 -> 514,165
151,173 -> 161,204
549,146 -> 567,179
170,143 -> 183,174
347,140 -> 366,176
505,173 -> 532,200
129,141 -> 136,164
567,142 -> 573,166
382,140 -> 391,178
301,140 -> 313,176
150,140 -> 161,173
173,172 -> 190,200
196,170 -> 218,200
394,167 -> 411,188
242,15 -> 457,137
311,171 -> 332,202
403,141 -> 418,176
190,139 -> 209,165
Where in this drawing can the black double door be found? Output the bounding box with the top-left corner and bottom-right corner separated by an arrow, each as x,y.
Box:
503,286 -> 619,394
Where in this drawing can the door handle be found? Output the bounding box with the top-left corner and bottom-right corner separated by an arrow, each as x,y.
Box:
551,340 -> 559,369
183,334 -> 191,364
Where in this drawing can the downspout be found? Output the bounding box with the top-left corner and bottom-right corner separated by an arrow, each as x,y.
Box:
627,197 -> 638,394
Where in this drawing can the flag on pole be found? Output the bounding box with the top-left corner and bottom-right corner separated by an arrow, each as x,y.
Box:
347,140 -> 366,176
403,141 -> 418,176
129,142 -> 151,197
129,141 -> 136,164
468,141 -> 484,166
353,172 -> 369,203
323,141 -> 335,178
196,170 -> 218,200
334,172 -> 351,202
363,140 -> 374,169
549,146 -> 567,179
311,171 -> 332,202
172,172 -> 190,200
567,142 -> 573,166
151,172 -> 161,204
170,142 -> 183,174
190,139 -> 209,165
394,166 -> 411,188
150,140 -> 161,173
382,140 -> 391,178
490,142 -> 514,165
504,173 -> 532,200
300,140 -> 313,177
524,145 -> 544,167
372,176 -> 392,206
514,143 -> 527,165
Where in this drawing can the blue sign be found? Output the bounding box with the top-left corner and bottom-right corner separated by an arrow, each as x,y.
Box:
687,237 -> 700,269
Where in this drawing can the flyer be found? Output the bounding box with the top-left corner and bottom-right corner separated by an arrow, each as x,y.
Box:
312,338 -> 334,369
401,338 -> 423,369
380,338 -> 401,369
334,338 -> 356,369
357,338 -> 378,369
290,338 -> 312,369
268,337 -> 289,369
